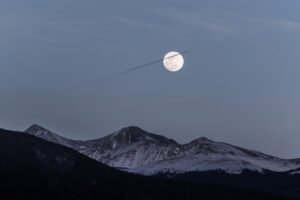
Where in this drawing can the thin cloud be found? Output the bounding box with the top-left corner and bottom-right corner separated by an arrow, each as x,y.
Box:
150,8 -> 300,36
150,9 -> 235,35
116,17 -> 187,40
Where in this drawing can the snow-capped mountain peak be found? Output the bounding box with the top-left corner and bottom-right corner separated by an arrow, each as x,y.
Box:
25,124 -> 65,142
25,124 -> 80,149
192,137 -> 212,142
109,126 -> 177,147
25,124 -> 50,135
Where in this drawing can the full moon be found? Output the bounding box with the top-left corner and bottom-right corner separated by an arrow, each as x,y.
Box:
163,51 -> 184,72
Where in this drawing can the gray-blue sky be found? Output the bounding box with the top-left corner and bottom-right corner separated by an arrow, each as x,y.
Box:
1,0 -> 300,158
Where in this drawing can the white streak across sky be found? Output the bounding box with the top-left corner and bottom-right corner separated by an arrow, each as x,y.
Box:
64,50 -> 190,93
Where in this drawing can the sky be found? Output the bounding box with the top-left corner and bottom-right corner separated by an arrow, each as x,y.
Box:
1,0 -> 300,158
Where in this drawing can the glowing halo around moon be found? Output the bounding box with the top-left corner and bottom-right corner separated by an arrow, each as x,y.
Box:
163,51 -> 184,72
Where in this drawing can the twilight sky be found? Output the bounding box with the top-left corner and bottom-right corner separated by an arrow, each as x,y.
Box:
1,0 -> 300,158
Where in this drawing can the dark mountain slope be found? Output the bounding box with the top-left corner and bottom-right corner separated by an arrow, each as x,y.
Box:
166,170 -> 300,198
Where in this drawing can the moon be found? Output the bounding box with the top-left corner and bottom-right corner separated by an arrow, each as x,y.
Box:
163,51 -> 184,72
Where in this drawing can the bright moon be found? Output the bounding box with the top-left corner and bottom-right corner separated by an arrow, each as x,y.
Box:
163,51 -> 184,72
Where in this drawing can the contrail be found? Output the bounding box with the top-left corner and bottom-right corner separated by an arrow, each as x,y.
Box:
64,50 -> 190,93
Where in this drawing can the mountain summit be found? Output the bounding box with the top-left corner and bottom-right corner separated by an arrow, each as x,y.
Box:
25,124 -> 81,149
108,126 -> 178,147
25,124 -> 300,175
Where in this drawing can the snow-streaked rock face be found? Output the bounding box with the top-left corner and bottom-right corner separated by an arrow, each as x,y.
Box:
25,124 -> 300,175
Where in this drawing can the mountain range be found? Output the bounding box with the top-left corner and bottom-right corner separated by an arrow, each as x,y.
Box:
25,124 -> 300,175
1,127 -> 291,200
